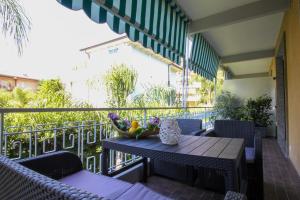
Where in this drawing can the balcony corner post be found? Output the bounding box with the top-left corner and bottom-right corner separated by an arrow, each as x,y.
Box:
204,107 -> 207,129
143,109 -> 147,127
0,113 -> 4,156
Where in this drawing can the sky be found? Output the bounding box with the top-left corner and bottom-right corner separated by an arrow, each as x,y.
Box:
0,0 -> 119,79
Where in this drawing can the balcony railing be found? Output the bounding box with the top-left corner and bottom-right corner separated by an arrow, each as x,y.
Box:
0,107 -> 214,175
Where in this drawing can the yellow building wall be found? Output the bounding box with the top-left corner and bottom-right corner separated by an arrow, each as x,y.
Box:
275,0 -> 300,174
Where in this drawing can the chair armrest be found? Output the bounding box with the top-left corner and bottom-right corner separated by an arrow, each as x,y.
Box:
17,151 -> 83,180
202,129 -> 216,137
190,129 -> 207,136
224,191 -> 247,200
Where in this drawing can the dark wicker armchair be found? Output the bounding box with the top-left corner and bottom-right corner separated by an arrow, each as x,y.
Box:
203,120 -> 263,200
151,119 -> 205,183
176,119 -> 206,136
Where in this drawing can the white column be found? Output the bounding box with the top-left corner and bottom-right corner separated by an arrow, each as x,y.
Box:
214,77 -> 217,103
181,63 -> 186,108
183,35 -> 191,109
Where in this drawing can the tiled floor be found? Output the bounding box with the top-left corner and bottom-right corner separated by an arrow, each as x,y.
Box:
263,139 -> 300,200
145,138 -> 300,200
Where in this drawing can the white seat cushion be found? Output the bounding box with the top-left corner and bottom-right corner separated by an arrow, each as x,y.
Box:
59,170 -> 132,199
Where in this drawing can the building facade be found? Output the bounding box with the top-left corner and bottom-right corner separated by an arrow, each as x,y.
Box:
0,74 -> 39,91
67,36 -> 184,107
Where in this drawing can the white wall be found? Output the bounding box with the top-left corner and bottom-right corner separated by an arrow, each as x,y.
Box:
223,77 -> 276,136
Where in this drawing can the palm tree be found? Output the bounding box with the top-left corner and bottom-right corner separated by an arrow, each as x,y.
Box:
0,0 -> 31,54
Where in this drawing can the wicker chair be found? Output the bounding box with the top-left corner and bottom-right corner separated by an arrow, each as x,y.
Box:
151,119 -> 205,183
176,119 -> 206,136
203,120 -> 263,200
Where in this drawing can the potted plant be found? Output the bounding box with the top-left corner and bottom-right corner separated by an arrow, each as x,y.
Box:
213,91 -> 245,120
243,95 -> 273,137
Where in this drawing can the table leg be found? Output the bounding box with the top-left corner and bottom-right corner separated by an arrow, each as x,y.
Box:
240,149 -> 248,193
186,165 -> 195,186
101,147 -> 109,176
149,159 -> 154,176
142,157 -> 148,182
224,168 -> 239,192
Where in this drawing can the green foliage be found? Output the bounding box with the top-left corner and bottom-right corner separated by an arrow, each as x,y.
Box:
213,91 -> 245,120
1,79 -> 105,158
131,85 -> 179,107
0,0 -> 31,54
104,64 -> 138,108
11,87 -> 33,107
0,89 -> 12,107
0,87 -> 34,108
243,95 -> 273,127
34,79 -> 72,108
143,85 -> 178,106
189,69 -> 224,106
213,91 -> 273,127
2,79 -> 101,127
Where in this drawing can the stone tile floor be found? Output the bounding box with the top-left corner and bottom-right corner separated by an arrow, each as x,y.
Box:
263,139 -> 300,200
145,139 -> 300,200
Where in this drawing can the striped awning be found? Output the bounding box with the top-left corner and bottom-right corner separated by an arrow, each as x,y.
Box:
57,0 -> 189,64
189,33 -> 220,80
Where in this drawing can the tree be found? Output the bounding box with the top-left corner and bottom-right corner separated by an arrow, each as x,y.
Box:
132,85 -> 179,107
0,89 -> 12,107
0,0 -> 31,54
34,79 -> 72,108
189,69 -> 224,106
1,79 -> 101,159
10,87 -> 34,107
104,64 -> 137,108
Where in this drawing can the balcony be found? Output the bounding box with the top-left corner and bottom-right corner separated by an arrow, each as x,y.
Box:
0,107 -> 299,200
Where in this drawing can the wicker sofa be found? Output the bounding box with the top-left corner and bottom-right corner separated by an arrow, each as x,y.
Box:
0,151 -> 170,200
151,119 -> 205,183
0,151 -> 247,200
203,120 -> 263,200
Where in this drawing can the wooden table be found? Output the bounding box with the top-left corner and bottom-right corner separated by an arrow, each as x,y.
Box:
101,135 -> 247,192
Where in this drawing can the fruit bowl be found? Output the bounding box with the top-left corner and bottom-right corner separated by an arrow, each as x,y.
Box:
110,120 -> 159,139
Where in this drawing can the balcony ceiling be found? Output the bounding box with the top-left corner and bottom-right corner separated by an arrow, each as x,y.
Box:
176,0 -> 259,20
226,57 -> 272,76
177,0 -> 288,76
201,13 -> 283,57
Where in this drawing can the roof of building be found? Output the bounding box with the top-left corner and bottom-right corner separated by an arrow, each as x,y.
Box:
80,36 -> 128,52
0,73 -> 40,81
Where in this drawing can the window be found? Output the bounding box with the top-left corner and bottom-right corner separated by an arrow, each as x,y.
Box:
108,48 -> 118,54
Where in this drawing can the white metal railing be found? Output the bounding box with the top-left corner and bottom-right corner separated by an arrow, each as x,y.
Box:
0,106 -> 214,174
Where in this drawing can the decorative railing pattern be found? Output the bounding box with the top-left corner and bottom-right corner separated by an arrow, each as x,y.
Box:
0,107 -> 214,174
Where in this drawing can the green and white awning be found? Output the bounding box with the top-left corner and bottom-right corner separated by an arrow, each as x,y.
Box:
57,0 -> 189,64
189,33 -> 220,80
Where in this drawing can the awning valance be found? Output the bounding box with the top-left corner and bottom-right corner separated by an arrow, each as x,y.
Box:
57,0 -> 189,64
189,33 -> 220,80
